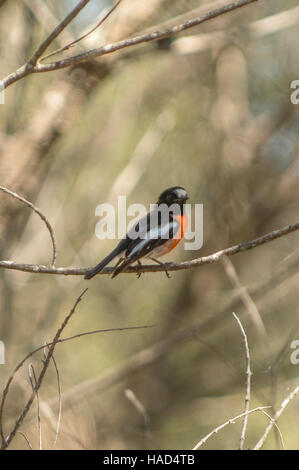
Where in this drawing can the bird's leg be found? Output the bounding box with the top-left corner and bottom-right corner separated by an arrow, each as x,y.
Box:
150,258 -> 171,278
136,260 -> 143,278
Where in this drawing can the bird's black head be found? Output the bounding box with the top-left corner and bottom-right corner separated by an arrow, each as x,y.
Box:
157,186 -> 189,206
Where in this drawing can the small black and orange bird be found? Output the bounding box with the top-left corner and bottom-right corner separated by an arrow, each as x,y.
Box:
84,186 -> 189,279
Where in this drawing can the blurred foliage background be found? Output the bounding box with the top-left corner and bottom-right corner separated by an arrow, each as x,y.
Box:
1,0 -> 299,450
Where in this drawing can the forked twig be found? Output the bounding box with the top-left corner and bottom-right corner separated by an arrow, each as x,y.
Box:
192,406 -> 271,449
254,384 -> 299,449
1,0 -> 259,89
258,409 -> 285,450
28,0 -> 92,66
0,288 -> 88,449
41,0 -> 124,62
0,322 -> 153,446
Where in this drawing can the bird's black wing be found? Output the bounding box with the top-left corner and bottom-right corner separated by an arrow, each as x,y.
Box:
111,216 -> 180,278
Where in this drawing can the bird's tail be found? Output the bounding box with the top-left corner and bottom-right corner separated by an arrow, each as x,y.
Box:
111,259 -> 129,279
84,248 -> 121,280
111,256 -> 137,278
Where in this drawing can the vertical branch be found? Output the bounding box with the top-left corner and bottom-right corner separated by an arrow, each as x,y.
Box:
232,312 -> 252,450
50,352 -> 62,448
28,364 -> 42,450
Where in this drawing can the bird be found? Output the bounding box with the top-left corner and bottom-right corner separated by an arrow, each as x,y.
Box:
84,186 -> 189,280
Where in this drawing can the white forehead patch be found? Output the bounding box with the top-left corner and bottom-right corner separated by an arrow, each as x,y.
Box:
174,188 -> 187,199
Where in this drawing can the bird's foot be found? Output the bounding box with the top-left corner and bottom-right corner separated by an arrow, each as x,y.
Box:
136,260 -> 143,278
150,258 -> 171,278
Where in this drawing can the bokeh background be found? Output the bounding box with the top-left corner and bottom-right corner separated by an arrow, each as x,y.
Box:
1,0 -> 299,450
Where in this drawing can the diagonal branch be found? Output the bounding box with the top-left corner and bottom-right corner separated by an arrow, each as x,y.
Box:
192,406 -> 271,450
0,323 -> 153,445
40,0 -> 124,63
28,0 -> 92,66
0,288 -> 88,450
254,383 -> 299,450
0,220 -> 298,276
223,257 -> 268,343
1,0 -> 259,89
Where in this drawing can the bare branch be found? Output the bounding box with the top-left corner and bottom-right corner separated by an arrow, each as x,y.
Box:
28,364 -> 42,450
22,0 -> 75,47
232,312 -> 252,450
258,409 -> 285,450
49,353 -> 62,449
0,220 -> 298,276
0,288 -> 88,450
124,389 -> 154,446
0,323 -> 153,444
1,0 -> 259,89
254,384 -> 299,450
16,431 -> 33,450
41,0 -> 124,63
0,185 -> 57,266
223,257 -> 268,343
173,5 -> 299,56
192,406 -> 271,450
28,0 -> 92,66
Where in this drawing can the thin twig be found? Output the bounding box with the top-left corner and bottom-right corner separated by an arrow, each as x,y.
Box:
0,288 -> 88,450
38,314 -> 252,418
258,409 -> 285,450
254,384 -> 299,450
124,389 -> 155,446
0,185 -> 57,266
1,0 -> 259,89
28,0 -> 92,66
0,323 -> 153,444
28,364 -> 42,450
232,312 -> 252,450
192,406 -> 271,449
41,0 -> 124,62
223,257 -> 268,343
50,353 -> 62,449
171,4 -> 299,56
22,0 -> 75,47
16,431 -> 33,450
0,220 -> 298,276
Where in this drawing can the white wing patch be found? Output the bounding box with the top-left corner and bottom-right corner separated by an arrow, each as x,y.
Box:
127,218 -> 180,259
